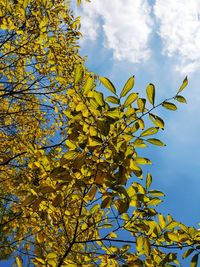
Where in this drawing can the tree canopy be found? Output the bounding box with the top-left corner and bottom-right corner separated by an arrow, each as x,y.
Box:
0,1 -> 199,267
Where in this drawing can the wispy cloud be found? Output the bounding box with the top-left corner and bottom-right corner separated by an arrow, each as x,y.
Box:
78,0 -> 153,63
154,0 -> 200,74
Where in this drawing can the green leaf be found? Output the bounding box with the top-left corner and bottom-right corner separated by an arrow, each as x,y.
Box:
175,95 -> 187,103
120,76 -> 135,97
162,101 -> 177,111
100,77 -> 116,94
124,93 -> 138,107
105,96 -> 120,104
140,127 -> 159,137
149,113 -> 164,129
191,253 -> 199,267
147,138 -> 166,146
178,76 -> 188,93
146,83 -> 155,106
146,173 -> 152,189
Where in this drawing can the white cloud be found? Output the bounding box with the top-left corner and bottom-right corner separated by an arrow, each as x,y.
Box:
76,0 -> 200,74
154,0 -> 200,74
78,0 -> 153,63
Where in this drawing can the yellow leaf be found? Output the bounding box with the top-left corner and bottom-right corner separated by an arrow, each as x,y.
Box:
137,98 -> 146,113
147,138 -> 166,146
105,96 -> 119,104
94,92 -> 105,106
162,101 -> 177,111
146,83 -> 155,105
120,76 -> 135,98
135,157 -> 151,165
178,76 -> 188,93
47,252 -> 57,259
167,232 -> 179,242
140,127 -> 159,137
149,113 -> 164,129
75,64 -> 83,84
15,256 -> 22,267
83,75 -> 94,94
109,232 -> 118,238
143,237 -> 150,256
124,93 -> 138,107
136,236 -> 144,254
100,77 -> 116,94
175,95 -> 187,103
147,198 -> 162,206
146,173 -> 152,188
158,214 -> 166,229
63,150 -> 78,160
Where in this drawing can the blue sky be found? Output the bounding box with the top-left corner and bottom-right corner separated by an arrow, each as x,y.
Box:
76,0 -> 200,228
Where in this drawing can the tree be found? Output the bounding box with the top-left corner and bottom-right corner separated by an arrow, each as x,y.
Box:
0,1 -> 200,266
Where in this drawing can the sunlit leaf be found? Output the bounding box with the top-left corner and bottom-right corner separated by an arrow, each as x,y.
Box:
137,98 -> 146,113
178,76 -> 188,93
63,150 -> 78,160
120,76 -> 135,98
148,190 -> 165,197
100,77 -> 116,94
175,95 -> 187,103
140,127 -> 159,137
146,173 -> 152,188
147,198 -> 162,206
124,93 -> 138,107
135,157 -> 152,165
149,113 -> 164,129
15,256 -> 23,267
162,101 -> 177,111
105,96 -> 120,104
83,75 -> 94,94
147,138 -> 166,146
146,83 -> 155,105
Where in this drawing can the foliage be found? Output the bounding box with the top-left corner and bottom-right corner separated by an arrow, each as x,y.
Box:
0,0 -> 199,267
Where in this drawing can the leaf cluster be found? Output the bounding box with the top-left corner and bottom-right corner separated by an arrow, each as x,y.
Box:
0,1 -> 199,267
